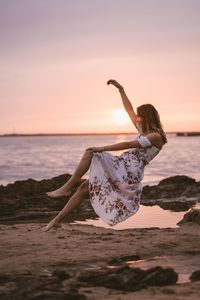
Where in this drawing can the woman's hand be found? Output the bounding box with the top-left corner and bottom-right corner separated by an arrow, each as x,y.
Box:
107,79 -> 124,91
86,146 -> 105,152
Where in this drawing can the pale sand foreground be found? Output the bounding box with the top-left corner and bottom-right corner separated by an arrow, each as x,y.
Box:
0,222 -> 200,299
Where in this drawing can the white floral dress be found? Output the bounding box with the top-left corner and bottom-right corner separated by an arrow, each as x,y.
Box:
88,122 -> 161,226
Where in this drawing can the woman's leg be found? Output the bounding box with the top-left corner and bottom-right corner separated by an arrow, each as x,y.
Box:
42,179 -> 89,231
47,149 -> 93,198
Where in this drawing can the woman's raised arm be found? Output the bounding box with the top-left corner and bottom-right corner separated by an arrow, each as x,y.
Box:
107,79 -> 139,125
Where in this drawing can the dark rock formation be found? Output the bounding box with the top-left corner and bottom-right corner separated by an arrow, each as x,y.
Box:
0,174 -> 94,223
177,209 -> 200,226
77,265 -> 178,291
190,270 -> 200,281
0,174 -> 199,223
142,200 -> 197,212
107,255 -> 141,265
142,175 -> 200,200
156,201 -> 194,212
0,265 -> 178,299
0,272 -> 86,300
52,269 -> 71,281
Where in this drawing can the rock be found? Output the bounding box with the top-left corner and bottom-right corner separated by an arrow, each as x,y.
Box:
107,255 -> 140,265
142,175 -> 200,200
177,209 -> 200,226
52,270 -> 71,281
158,175 -> 195,186
142,198 -> 197,212
0,271 -> 87,300
0,174 -> 94,223
157,201 -> 193,212
0,273 -> 10,283
140,266 -> 178,286
190,270 -> 200,281
0,174 -> 199,223
0,175 -> 72,197
77,265 -> 178,291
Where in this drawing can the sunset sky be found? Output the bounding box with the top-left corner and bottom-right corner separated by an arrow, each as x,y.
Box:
1,0 -> 200,134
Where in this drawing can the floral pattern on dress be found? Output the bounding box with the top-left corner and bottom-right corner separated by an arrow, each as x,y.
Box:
88,137 -> 160,226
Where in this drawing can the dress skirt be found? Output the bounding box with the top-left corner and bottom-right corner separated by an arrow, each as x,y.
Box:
88,147 -> 148,226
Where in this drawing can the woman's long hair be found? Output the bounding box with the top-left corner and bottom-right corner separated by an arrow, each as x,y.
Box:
137,104 -> 167,144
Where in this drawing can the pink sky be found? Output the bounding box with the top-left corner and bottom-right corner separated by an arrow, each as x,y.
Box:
1,0 -> 200,134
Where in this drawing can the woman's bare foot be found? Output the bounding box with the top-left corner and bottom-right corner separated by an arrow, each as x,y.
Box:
46,187 -> 71,198
42,219 -> 62,232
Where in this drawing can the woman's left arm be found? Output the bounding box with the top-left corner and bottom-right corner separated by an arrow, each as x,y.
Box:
87,140 -> 142,152
86,133 -> 162,152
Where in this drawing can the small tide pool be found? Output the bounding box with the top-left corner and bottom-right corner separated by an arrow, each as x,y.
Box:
71,203 -> 200,230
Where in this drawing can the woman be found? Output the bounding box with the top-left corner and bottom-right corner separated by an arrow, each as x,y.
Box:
42,79 -> 167,231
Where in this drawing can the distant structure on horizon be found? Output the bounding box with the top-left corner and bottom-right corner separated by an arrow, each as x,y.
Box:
176,132 -> 200,136
0,131 -> 200,137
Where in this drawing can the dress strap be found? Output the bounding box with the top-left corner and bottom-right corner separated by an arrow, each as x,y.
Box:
136,135 -> 152,148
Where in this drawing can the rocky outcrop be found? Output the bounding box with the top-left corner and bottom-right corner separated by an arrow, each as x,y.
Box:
0,174 -> 199,223
107,255 -> 141,265
190,270 -> 200,281
77,265 -> 178,291
0,264 -> 179,299
0,271 -> 86,300
0,174 -> 93,223
177,209 -> 200,226
142,175 -> 200,200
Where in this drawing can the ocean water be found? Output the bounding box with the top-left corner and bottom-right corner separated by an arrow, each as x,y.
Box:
0,134 -> 199,187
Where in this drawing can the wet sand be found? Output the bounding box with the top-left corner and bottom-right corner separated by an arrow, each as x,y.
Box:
1,221 -> 200,299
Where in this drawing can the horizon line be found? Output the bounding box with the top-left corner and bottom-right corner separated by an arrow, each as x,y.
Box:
1,131 -> 200,137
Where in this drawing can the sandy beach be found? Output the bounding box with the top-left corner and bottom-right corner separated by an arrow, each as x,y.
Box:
0,174 -> 200,299
0,222 -> 200,299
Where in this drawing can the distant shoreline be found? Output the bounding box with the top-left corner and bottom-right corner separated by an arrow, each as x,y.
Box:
0,131 -> 200,137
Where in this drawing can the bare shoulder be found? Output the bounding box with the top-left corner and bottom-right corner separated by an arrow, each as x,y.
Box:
146,132 -> 161,140
146,132 -> 163,149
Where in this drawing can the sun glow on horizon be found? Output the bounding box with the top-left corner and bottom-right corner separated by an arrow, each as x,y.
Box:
112,108 -> 130,126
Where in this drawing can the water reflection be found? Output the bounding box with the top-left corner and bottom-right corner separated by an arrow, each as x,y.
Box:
72,203 -> 200,230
